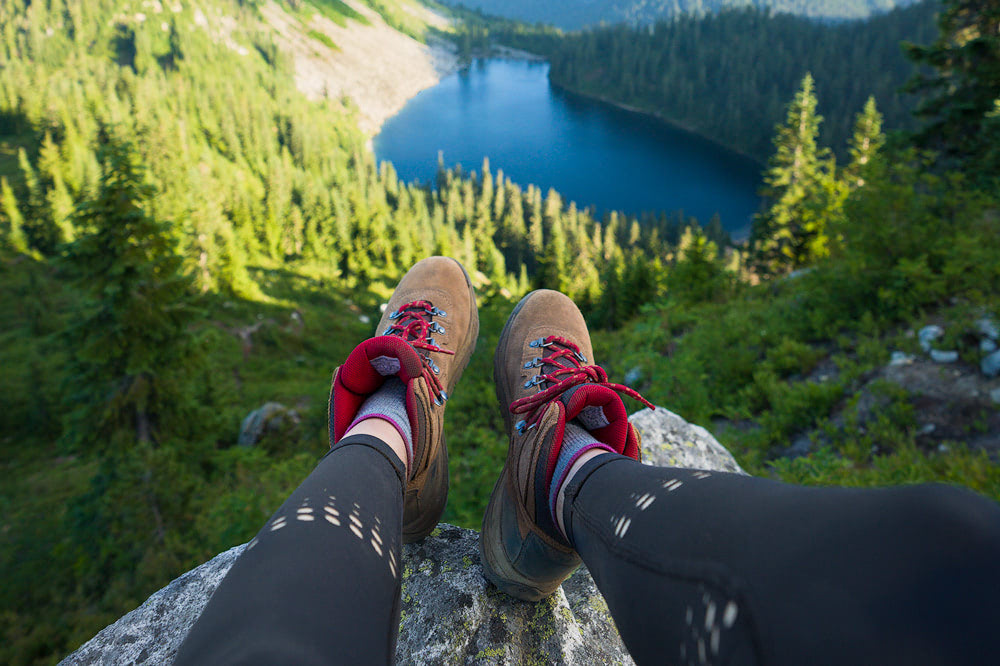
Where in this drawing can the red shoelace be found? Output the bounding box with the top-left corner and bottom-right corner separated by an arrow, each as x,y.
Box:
383,300 -> 454,405
510,335 -> 653,432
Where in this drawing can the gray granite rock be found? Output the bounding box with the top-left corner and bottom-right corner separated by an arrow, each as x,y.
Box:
62,407 -> 743,665
631,406 -> 747,474
60,545 -> 245,666
395,525 -> 632,665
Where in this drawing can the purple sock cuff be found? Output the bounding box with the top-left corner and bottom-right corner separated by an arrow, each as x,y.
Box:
347,413 -> 413,470
548,442 -> 615,525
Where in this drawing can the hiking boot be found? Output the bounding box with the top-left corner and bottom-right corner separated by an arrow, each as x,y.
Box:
328,257 -> 479,543
480,289 -> 652,600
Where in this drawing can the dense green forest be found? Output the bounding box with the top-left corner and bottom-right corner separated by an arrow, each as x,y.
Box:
444,0 -> 920,29
472,2 -> 939,162
2,0 -> 999,663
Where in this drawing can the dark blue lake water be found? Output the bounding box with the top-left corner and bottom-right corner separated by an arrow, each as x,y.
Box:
374,59 -> 763,237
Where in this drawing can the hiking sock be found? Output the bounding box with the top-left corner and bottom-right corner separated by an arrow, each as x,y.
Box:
548,421 -> 614,531
347,378 -> 413,471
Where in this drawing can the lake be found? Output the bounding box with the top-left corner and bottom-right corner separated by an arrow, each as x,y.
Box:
374,58 -> 763,238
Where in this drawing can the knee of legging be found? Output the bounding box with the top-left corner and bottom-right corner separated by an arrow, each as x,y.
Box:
894,483 -> 1000,543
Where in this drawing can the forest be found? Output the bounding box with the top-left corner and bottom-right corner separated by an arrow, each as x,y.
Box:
466,1 -> 940,162
443,0 -> 920,29
1,0 -> 999,663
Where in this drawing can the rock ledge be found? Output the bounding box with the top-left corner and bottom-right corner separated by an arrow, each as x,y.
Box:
62,407 -> 741,665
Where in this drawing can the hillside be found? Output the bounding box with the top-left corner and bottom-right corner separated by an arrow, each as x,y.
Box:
442,0 -> 921,30
256,0 -> 458,133
1,0 -> 999,663
473,2 -> 940,163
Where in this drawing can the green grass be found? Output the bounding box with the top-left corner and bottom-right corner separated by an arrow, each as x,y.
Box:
307,29 -> 339,50
311,0 -> 371,26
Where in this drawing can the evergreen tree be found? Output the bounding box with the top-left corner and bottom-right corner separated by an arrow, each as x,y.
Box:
61,133 -> 196,450
670,226 -> 728,304
905,0 -> 1000,175
751,74 -> 840,275
0,177 -> 29,253
845,96 -> 885,188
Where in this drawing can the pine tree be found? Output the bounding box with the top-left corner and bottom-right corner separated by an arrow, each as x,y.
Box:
0,177 -> 29,253
905,0 -> 1000,174
62,133 -> 195,450
751,73 -> 839,276
845,96 -> 885,188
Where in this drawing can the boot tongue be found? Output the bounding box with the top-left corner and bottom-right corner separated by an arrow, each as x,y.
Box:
559,384 -> 630,454
331,336 -> 425,443
340,336 -> 425,393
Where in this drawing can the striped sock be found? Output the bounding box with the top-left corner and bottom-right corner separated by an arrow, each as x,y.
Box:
347,378 -> 413,470
548,421 -> 614,528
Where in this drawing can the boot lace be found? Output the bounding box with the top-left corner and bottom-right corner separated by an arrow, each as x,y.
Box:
510,335 -> 653,434
382,300 -> 454,405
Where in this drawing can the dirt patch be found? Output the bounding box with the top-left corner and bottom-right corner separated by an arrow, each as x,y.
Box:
881,359 -> 1000,454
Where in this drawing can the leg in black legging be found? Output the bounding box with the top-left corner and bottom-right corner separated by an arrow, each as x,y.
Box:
174,435 -> 405,666
562,455 -> 1000,666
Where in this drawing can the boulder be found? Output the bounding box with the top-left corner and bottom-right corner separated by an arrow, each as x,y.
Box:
237,402 -> 300,447
61,406 -> 744,665
630,407 -> 747,474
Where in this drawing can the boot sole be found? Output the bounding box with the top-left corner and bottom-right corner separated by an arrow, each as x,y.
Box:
401,258 -> 479,543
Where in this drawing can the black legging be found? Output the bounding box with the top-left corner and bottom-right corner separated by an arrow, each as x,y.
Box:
176,437 -> 1000,665
175,435 -> 406,665
563,455 -> 1000,665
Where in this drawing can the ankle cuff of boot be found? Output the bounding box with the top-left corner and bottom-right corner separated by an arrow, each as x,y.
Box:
549,440 -> 615,527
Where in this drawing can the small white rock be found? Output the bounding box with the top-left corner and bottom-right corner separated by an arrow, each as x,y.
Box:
981,338 -> 998,353
380,303 -> 389,313
976,317 -> 999,341
918,325 -> 944,352
359,314 -> 371,325
930,349 -> 959,363
889,351 -> 914,366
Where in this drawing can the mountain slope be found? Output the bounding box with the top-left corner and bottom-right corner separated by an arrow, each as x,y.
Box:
443,0 -> 921,30
258,0 -> 457,133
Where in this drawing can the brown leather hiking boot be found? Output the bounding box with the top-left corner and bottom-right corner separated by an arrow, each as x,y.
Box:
480,289 -> 652,600
328,257 -> 479,543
